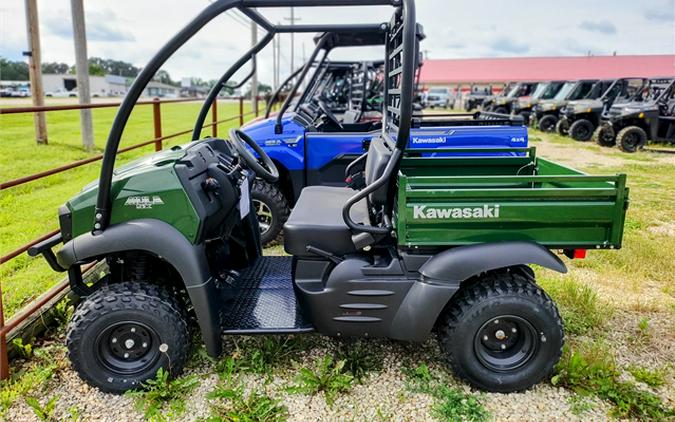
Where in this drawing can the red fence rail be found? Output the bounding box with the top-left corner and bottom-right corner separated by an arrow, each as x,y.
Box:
0,95 -> 260,379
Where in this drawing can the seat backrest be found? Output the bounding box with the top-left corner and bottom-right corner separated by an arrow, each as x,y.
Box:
342,110 -> 359,124
364,136 -> 392,206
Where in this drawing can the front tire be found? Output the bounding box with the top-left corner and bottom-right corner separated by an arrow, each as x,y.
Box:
568,119 -> 595,142
538,115 -> 558,132
252,180 -> 290,247
438,272 -> 564,393
617,126 -> 648,153
66,282 -> 190,394
494,107 -> 508,115
555,119 -> 570,136
592,124 -> 616,147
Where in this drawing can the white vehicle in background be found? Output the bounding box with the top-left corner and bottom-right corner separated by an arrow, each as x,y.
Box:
9,87 -> 31,97
45,89 -> 78,98
424,87 -> 454,109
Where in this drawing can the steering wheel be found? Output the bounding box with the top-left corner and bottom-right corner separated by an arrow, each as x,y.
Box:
317,100 -> 343,130
229,129 -> 279,183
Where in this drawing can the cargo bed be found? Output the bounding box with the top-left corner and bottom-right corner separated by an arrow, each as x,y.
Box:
396,147 -> 629,250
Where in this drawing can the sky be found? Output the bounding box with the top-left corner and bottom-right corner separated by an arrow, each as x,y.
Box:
1,0 -> 674,85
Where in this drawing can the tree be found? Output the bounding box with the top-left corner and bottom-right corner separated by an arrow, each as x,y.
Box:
88,62 -> 105,76
245,82 -> 272,98
153,69 -> 176,86
88,57 -> 139,77
41,61 -> 71,74
0,57 -> 29,80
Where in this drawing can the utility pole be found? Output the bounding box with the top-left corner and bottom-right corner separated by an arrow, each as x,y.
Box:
24,0 -> 48,144
70,0 -> 94,150
272,36 -> 278,91
251,20 -> 259,115
284,8 -> 300,73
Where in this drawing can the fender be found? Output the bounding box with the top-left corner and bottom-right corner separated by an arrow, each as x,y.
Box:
57,219 -> 223,357
419,241 -> 567,284
389,241 -> 566,341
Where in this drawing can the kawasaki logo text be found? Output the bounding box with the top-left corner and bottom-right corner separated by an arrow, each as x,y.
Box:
413,205 -> 500,219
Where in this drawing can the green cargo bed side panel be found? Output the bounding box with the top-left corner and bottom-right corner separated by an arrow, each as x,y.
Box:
396,149 -> 629,250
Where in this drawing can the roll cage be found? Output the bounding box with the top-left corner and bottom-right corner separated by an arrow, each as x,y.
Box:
93,0 -> 417,236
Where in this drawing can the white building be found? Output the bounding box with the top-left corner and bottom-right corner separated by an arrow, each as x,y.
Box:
42,74 -> 128,97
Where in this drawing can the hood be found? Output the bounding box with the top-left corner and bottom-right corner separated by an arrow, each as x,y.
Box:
240,112 -> 306,145
565,99 -> 603,112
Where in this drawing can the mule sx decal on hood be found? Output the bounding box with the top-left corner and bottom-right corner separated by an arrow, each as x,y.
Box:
413,204 -> 500,219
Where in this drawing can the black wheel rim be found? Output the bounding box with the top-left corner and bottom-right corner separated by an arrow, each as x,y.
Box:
253,199 -> 273,235
623,133 -> 640,149
473,315 -> 538,372
95,321 -> 161,375
574,124 -> 590,140
541,118 -> 555,131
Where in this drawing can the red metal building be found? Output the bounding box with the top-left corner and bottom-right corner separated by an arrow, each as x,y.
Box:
419,54 -> 675,93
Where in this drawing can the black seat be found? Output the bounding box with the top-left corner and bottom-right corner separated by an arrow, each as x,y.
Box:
283,136 -> 392,257
283,186 -> 368,256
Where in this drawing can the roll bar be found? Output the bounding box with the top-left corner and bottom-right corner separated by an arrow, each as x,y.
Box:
341,0 -> 417,236
93,0 -> 403,233
274,33 -> 331,134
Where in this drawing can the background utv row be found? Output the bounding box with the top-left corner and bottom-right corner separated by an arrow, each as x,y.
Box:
480,77 -> 675,152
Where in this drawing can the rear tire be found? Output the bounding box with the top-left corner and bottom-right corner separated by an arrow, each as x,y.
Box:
66,282 -> 190,394
555,119 -> 570,136
569,119 -> 595,142
252,180 -> 290,247
592,125 -> 616,147
617,126 -> 648,153
438,272 -> 564,393
538,115 -> 558,132
494,107 -> 508,115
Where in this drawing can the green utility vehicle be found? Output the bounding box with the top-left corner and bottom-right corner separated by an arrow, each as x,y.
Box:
29,0 -> 629,396
530,79 -> 598,132
485,81 -> 539,115
510,81 -> 565,123
593,77 -> 675,152
556,78 -> 645,142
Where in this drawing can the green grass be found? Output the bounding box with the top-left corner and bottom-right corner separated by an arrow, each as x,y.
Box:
404,363 -> 490,422
287,356 -> 354,405
0,99 -> 254,317
126,367 -> 200,421
538,276 -> 611,336
552,341 -> 674,420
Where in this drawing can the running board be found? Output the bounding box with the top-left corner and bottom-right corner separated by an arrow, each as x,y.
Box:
220,256 -> 314,334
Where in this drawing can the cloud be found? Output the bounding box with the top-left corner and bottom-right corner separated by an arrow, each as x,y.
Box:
488,37 -> 530,54
579,20 -> 617,34
43,9 -> 135,42
644,5 -> 674,23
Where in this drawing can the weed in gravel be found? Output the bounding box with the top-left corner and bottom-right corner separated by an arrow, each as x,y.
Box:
232,336 -> 307,375
24,395 -> 58,422
539,276 -> 610,335
432,385 -> 489,422
12,337 -> 33,358
404,363 -> 489,422
206,384 -> 287,422
0,345 -> 61,414
335,340 -> 383,381
51,299 -> 75,331
552,343 -> 675,420
127,368 -> 199,420
287,356 -> 354,405
567,394 -> 595,416
627,365 -> 666,388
